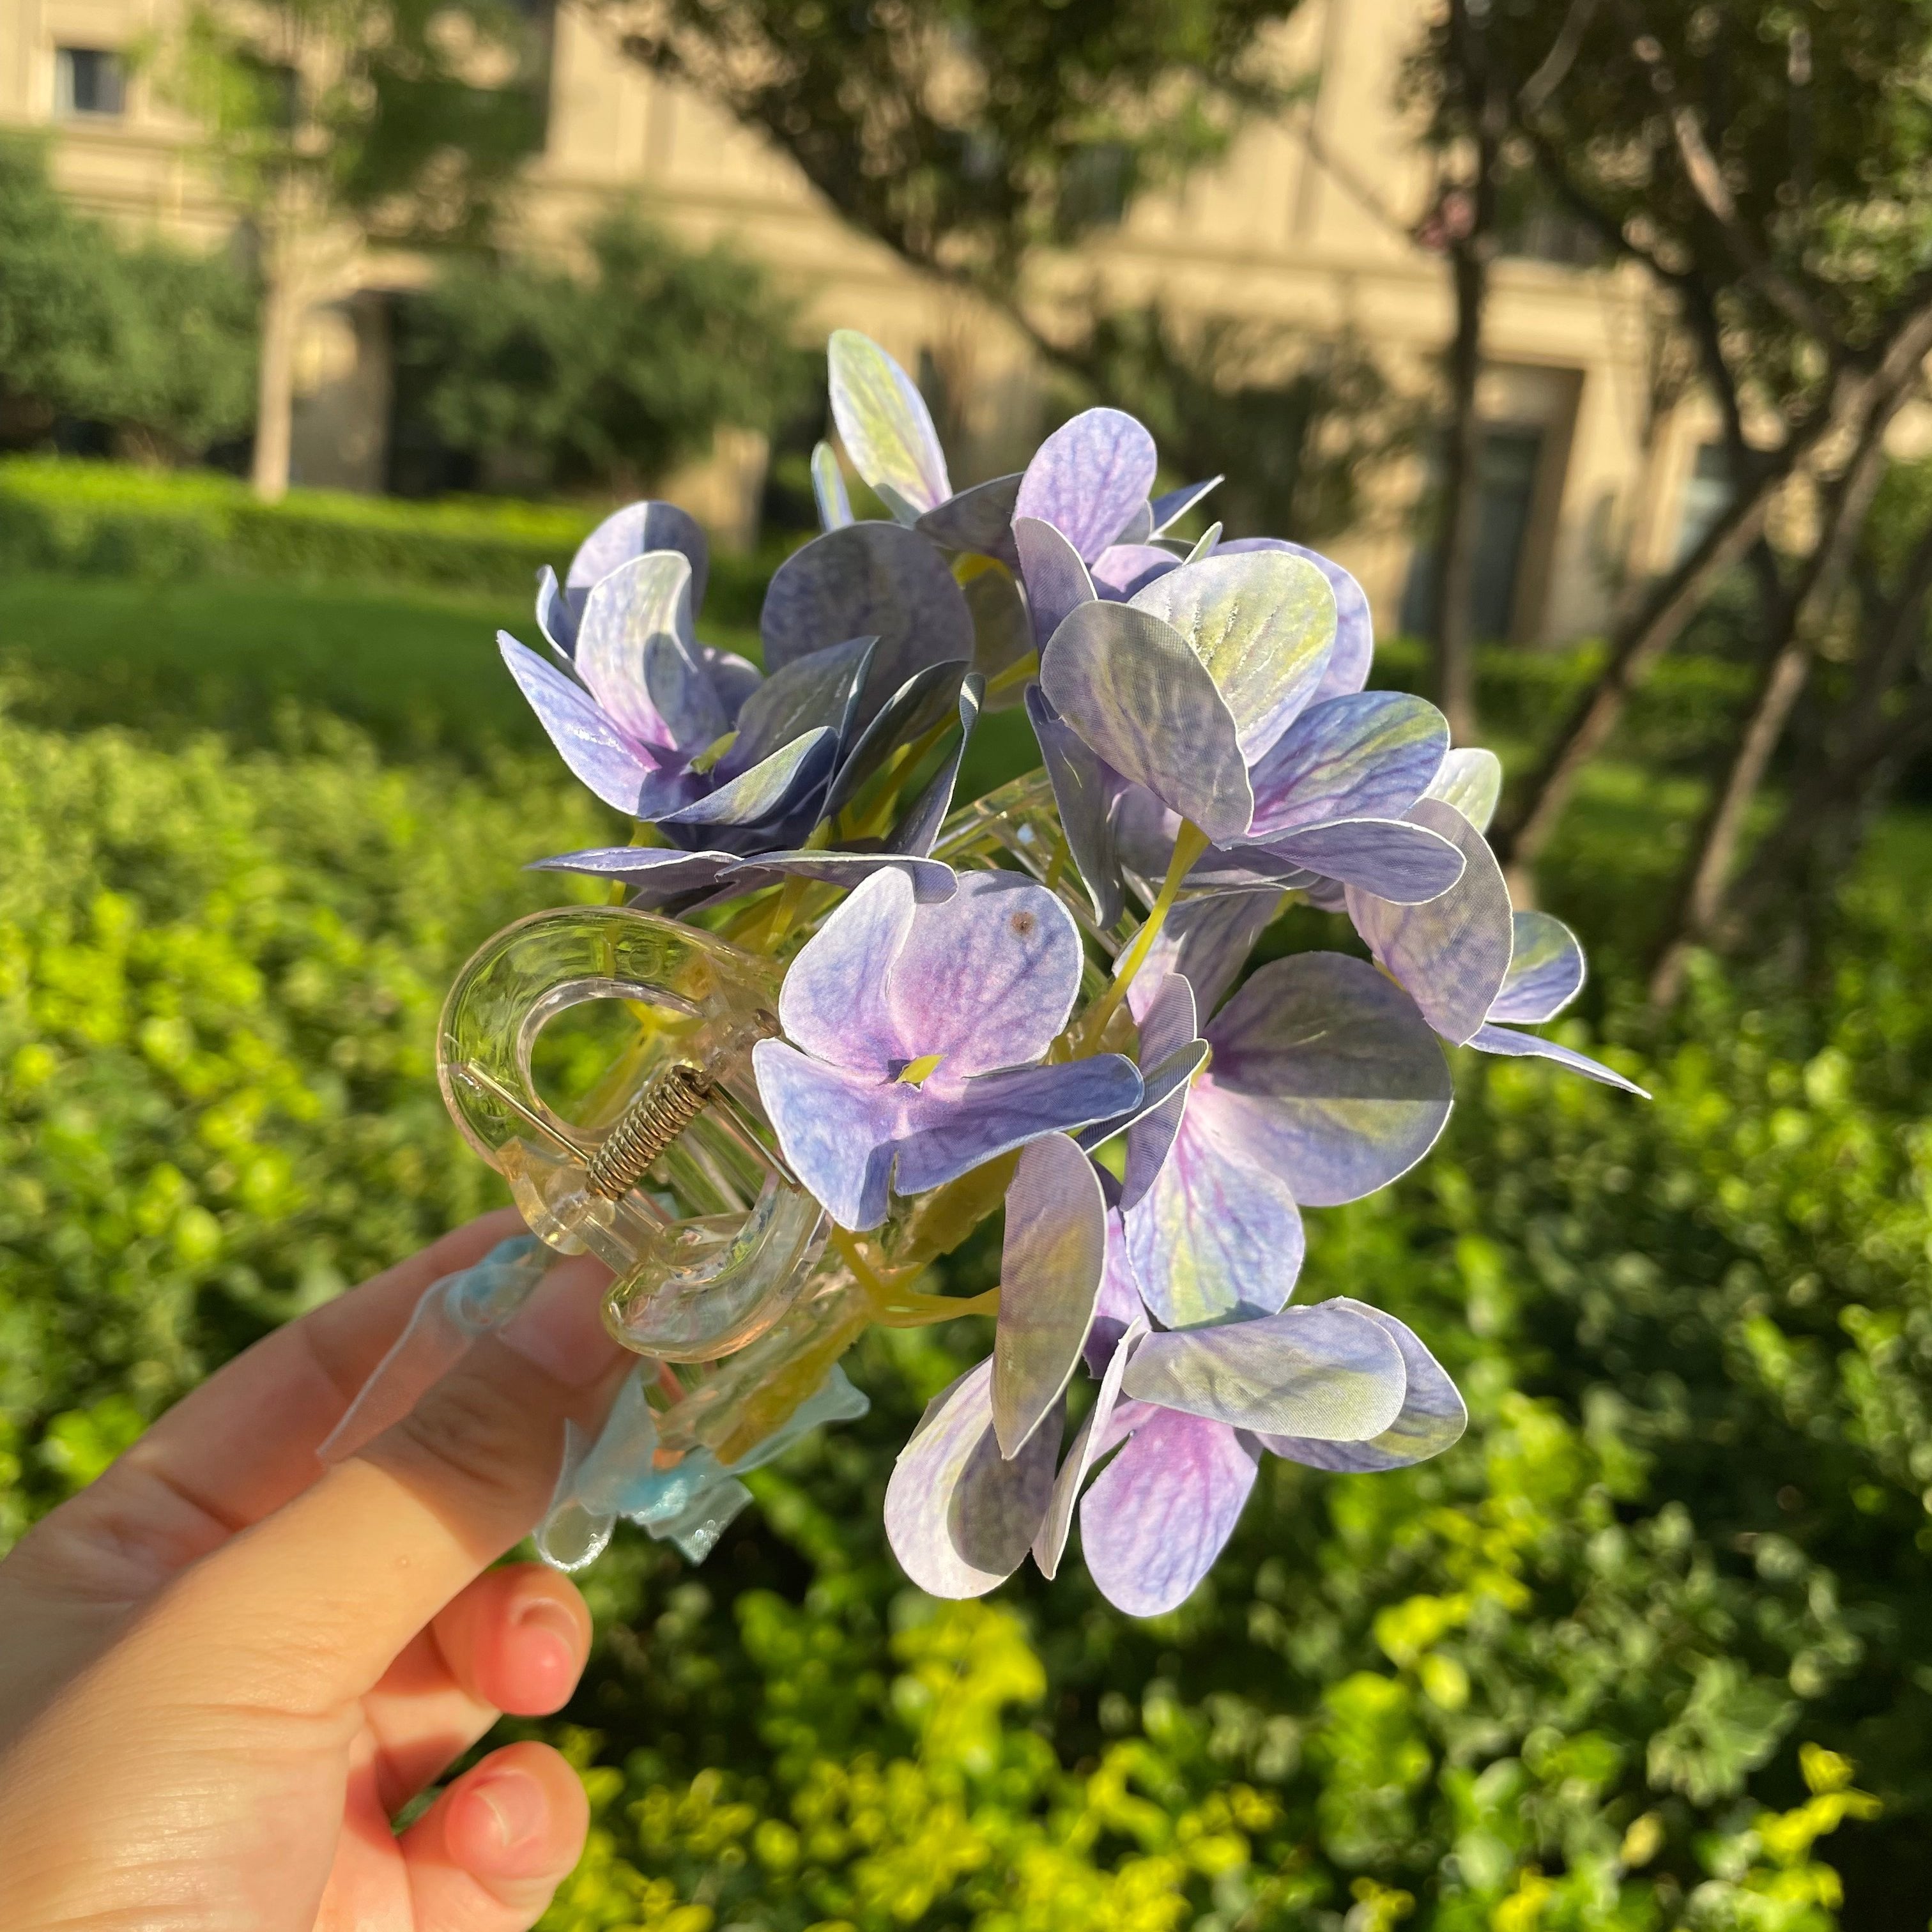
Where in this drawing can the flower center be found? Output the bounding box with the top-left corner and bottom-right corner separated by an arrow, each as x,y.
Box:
897,1052 -> 946,1087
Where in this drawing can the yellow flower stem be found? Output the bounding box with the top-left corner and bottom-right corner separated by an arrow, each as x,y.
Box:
984,652 -> 1039,701
1081,820 -> 1211,1046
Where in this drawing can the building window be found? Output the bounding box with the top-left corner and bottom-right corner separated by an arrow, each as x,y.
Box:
1400,427 -> 1547,643
54,47 -> 126,118
1675,441 -> 1735,563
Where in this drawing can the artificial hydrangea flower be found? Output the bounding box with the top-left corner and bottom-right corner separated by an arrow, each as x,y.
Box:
752,868 -> 1144,1230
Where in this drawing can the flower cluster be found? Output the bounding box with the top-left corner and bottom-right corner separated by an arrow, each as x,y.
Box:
497,329 -> 1644,1617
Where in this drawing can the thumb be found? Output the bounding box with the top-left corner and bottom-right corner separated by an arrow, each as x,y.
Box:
145,1252 -> 630,1712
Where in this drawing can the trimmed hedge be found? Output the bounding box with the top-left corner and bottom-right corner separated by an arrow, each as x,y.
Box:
0,457 -> 778,622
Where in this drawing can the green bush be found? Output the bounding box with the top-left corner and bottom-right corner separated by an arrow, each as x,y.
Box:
0,456 -> 788,608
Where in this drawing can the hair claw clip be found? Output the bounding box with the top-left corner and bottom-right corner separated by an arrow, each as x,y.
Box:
436,903 -> 827,1360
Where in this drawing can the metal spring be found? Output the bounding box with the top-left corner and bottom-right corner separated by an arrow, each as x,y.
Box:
585,1064 -> 714,1199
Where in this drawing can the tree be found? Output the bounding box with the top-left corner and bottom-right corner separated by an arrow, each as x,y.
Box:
151,0 -> 545,501
0,133 -> 256,461
404,205 -> 815,496
1460,0 -> 1932,993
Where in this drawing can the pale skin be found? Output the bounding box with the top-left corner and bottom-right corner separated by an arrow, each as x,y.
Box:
0,1208 -> 633,1932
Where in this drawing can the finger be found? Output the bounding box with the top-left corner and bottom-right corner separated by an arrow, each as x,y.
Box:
142,1254 -> 625,1715
364,1567 -> 592,1814
397,1741 -> 589,1932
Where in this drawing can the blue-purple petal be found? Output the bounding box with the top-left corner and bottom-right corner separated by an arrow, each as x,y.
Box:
567,500 -> 710,617
499,632 -> 651,813
1121,1299 -> 1407,1438
655,727 -> 835,832
1425,746 -> 1503,832
1130,550 -> 1336,760
1014,514 -> 1098,650
917,474 -> 1023,564
751,1041 -> 903,1230
825,659 -> 970,822
1150,477 -> 1223,534
530,845 -> 732,909
992,1133 -> 1108,1457
1262,815 -> 1466,903
1091,543 -> 1180,600
1027,684 -> 1126,929
1218,538 -> 1374,703
1015,408 -> 1158,563
887,675 -> 983,859
1199,951 -> 1452,1208
1257,1298 -> 1466,1471
1038,1308 -> 1148,1577
1131,887 -> 1284,1020
1489,910 -> 1586,1023
828,329 -> 952,516
776,866 -> 917,1073
811,440 -> 854,532
884,1359 -> 1059,1598
1469,1023 -> 1650,1096
1346,797 -> 1514,1045
761,523 -> 974,724
576,552 -> 726,758
893,1055 -> 1144,1196
1040,601 -> 1254,843
1079,1409 -> 1259,1617
1123,1102 -> 1306,1326
719,635 -> 874,779
1247,692 -> 1448,839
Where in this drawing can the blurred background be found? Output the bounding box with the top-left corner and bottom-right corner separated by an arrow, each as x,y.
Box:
4,1 -> 1932,1926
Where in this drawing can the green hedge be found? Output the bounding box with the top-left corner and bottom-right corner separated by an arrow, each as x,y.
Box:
0,457 -> 779,621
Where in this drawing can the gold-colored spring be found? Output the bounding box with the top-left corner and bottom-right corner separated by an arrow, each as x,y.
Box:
585,1064 -> 714,1199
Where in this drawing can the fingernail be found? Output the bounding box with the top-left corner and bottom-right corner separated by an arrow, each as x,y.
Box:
514,1594 -> 585,1687
473,1767 -> 546,1851
500,1257 -> 625,1388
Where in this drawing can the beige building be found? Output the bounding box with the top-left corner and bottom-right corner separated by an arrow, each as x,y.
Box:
1,0 -> 1727,642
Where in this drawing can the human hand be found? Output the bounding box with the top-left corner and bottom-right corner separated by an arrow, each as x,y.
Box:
0,1209 -> 629,1931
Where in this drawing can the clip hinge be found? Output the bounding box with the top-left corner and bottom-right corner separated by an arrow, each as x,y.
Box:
585,1064 -> 714,1200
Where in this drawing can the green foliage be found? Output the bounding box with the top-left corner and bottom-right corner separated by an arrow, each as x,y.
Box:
406,208 -> 815,494
0,459 -> 782,617
3,576 -> 1929,1924
0,135 -> 256,458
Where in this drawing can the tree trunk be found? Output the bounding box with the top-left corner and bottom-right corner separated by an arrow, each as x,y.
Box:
1646,386 -> 1907,1006
1432,237 -> 1488,745
252,249 -> 300,504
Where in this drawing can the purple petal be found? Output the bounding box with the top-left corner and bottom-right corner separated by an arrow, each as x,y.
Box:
1150,478 -> 1222,533
567,500 -> 710,616
1091,543 -> 1180,600
1470,1023 -> 1650,1096
1039,601 -> 1254,843
1114,500 -> 1156,546
1015,408 -> 1158,563
917,473 -> 1023,564
1425,746 -> 1503,833
1218,538 -> 1374,703
719,635 -> 873,778
1248,693 -> 1448,839
577,553 -> 726,757
1014,515 -> 1098,650
1490,910 -> 1586,1023
1200,951 -> 1452,1207
1258,1298 -> 1465,1471
1120,1041 -> 1206,1211
1131,887 -> 1284,1020
885,870 -> 1084,1075
1085,1210 -> 1146,1373
887,675 -> 983,859
1080,1410 -> 1258,1617
1037,1310 -> 1148,1577
1123,1103 -> 1306,1326
1122,1300 -> 1407,1438
1130,551 -> 1336,760
811,440 -> 854,532
761,523 -> 974,726
993,1133 -> 1108,1457
1262,816 -> 1466,903
825,660 -> 970,822
530,845 -> 732,909
777,867 -> 918,1074
893,1055 -> 1143,1196
1026,685 -> 1126,929
1346,797 -> 1514,1045
884,1359 -> 1059,1597
655,728 -> 835,831
828,328 -> 952,516
499,632 -> 651,812
751,1041 -> 901,1230
536,565 -> 577,661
